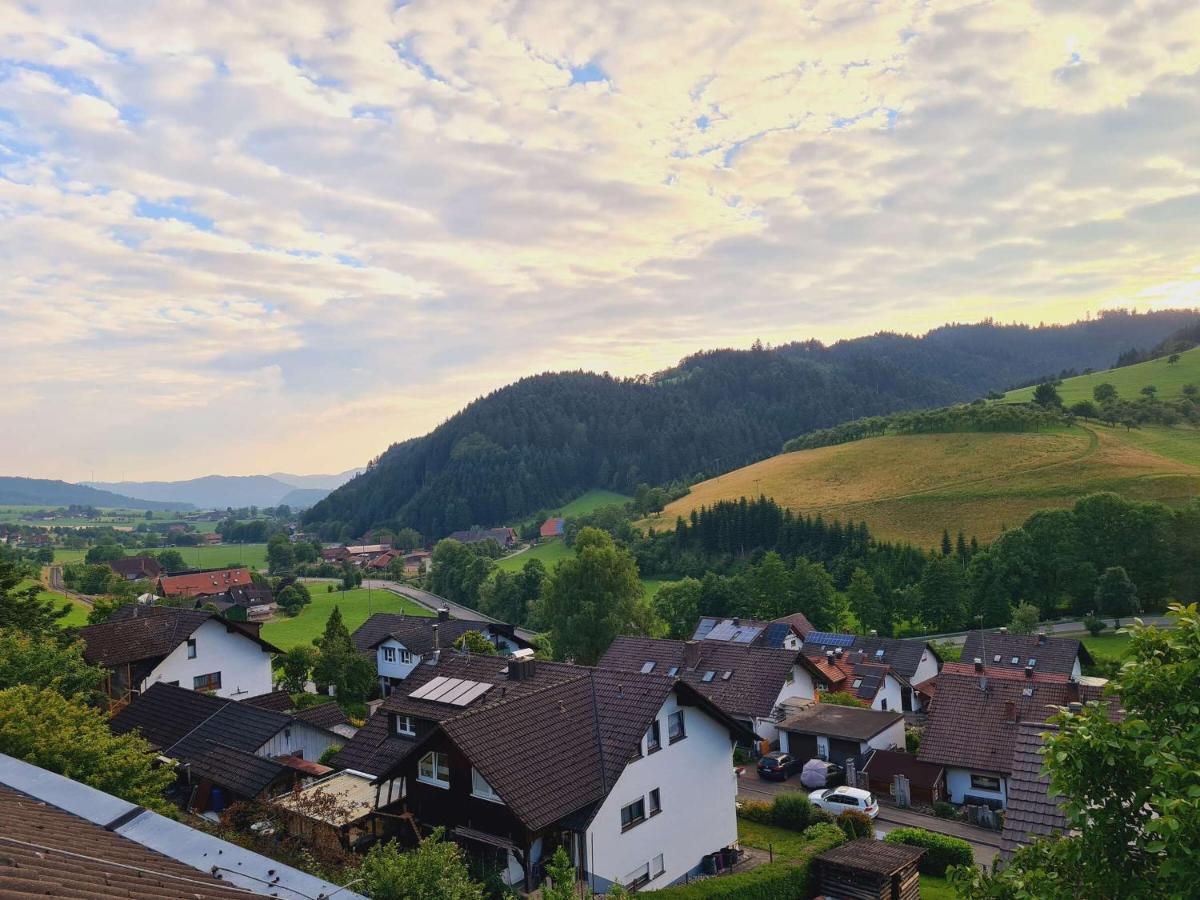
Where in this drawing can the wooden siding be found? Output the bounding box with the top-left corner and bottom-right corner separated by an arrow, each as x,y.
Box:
817,859 -> 921,900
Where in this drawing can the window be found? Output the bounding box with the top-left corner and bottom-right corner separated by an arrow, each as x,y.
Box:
648,788 -> 661,816
383,646 -> 396,663
186,639 -> 196,659
721,671 -> 732,681
645,720 -> 661,754
1028,658 -> 1037,667
880,698 -> 888,711
620,797 -> 646,831
1011,656 -> 1020,665
874,648 -> 884,659
624,862 -> 651,888
993,654 -> 1001,663
193,672 -> 221,692
652,854 -> 665,878
393,715 -> 415,736
471,768 -> 502,803
399,648 -> 413,664
640,661 -> 656,674
666,666 -> 679,677
668,710 -> 686,744
418,751 -> 450,788
852,678 -> 863,688
970,773 -> 1002,792
701,670 -> 715,683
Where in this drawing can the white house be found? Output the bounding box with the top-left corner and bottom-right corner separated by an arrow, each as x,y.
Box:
776,702 -> 906,767
81,605 -> 278,704
802,634 -> 943,713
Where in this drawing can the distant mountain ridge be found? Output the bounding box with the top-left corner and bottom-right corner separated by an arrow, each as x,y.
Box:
303,309 -> 1200,539
0,477 -> 190,510
87,469 -> 363,510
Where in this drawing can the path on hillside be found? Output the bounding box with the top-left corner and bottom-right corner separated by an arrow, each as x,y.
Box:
362,579 -> 538,642
44,565 -> 95,608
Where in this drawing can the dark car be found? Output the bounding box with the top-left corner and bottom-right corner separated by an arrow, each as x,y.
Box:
756,751 -> 802,781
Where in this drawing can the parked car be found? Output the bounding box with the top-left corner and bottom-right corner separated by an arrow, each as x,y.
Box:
756,751 -> 802,781
809,787 -> 879,818
799,759 -> 844,790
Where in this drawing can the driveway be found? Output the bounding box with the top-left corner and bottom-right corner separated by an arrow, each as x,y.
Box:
738,773 -> 1000,867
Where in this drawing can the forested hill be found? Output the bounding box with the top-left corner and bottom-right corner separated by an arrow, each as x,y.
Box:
304,310 -> 1197,540
0,478 -> 190,510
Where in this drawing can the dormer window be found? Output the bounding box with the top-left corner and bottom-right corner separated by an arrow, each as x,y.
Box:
383,647 -> 396,663
393,714 -> 416,736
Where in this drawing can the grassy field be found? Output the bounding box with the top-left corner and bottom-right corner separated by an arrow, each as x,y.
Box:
557,489 -> 632,517
16,578 -> 91,627
646,424 -> 1200,548
53,542 -> 270,570
262,583 -> 432,649
495,539 -> 573,573
0,505 -> 197,527
1005,345 -> 1200,405
1081,632 -> 1132,662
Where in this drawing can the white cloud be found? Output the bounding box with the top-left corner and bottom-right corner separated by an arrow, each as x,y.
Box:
1,0 -> 1199,479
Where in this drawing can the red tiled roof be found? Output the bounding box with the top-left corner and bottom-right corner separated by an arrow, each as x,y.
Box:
540,517 -> 565,538
158,567 -> 253,598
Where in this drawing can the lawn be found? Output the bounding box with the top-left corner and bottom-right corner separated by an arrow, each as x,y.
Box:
1080,631 -> 1132,662
52,542 -> 270,571
921,874 -> 958,899
557,489 -> 632,517
1005,345 -> 1200,405
736,817 -> 816,861
17,578 -> 91,627
495,539 -> 573,573
262,583 -> 432,649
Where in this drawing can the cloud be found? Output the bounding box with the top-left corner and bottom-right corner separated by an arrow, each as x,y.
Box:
1,0 -> 1199,479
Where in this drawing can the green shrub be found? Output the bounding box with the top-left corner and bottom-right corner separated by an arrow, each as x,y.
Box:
771,793 -> 813,831
905,727 -> 921,754
884,827 -> 973,876
808,806 -> 835,826
737,801 -> 773,825
836,810 -> 874,840
732,747 -> 752,766
933,801 -> 960,820
801,822 -> 844,845
1083,614 -> 1106,637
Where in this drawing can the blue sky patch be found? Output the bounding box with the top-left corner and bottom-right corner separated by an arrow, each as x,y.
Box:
570,61 -> 607,85
134,197 -> 215,231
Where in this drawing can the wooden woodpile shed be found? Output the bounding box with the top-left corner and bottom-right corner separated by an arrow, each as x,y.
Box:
814,838 -> 924,900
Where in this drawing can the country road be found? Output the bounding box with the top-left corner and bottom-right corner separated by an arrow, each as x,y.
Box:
925,615 -> 1173,647
362,579 -> 539,642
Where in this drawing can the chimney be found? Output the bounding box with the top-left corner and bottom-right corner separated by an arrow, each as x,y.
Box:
731,617 -> 740,626
1004,700 -> 1016,723
834,648 -> 843,658
1024,665 -> 1034,679
1037,631 -> 1047,645
437,607 -> 450,622
684,641 -> 702,669
1068,701 -> 1082,714
999,626 -> 1007,635
432,623 -> 440,651
973,657 -> 983,673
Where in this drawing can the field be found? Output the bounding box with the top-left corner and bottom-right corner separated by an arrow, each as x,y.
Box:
261,582 -> 432,649
16,578 -> 91,627
0,505 -> 197,528
556,489 -> 632,517
646,424 -> 1200,548
52,542 -> 270,571
1005,345 -> 1200,405
496,539 -> 573,572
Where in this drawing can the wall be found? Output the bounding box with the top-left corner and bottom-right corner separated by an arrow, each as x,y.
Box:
376,638 -> 422,682
756,663 -> 819,744
142,618 -> 272,699
258,721 -> 342,763
945,767 -> 1008,806
870,676 -> 905,713
866,719 -> 906,753
585,692 -> 738,892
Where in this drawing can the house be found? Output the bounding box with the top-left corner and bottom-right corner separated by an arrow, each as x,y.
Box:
960,629 -> 1093,679
107,555 -> 163,581
366,657 -> 753,892
539,517 -> 565,539
321,546 -> 351,562
805,649 -> 910,713
916,661 -> 1115,809
0,752 -> 361,900
110,682 -> 343,812
203,532 -> 221,544
801,631 -> 942,712
775,702 -> 906,767
402,549 -> 431,575
80,605 -> 278,704
245,689 -> 359,740
346,543 -> 391,555
157,566 -> 254,600
860,749 -> 947,806
814,838 -> 924,900
351,609 -> 530,695
205,582 -> 277,621
598,635 -> 832,745
447,527 -> 518,549
690,615 -> 809,650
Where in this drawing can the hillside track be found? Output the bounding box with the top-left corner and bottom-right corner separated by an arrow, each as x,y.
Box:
43,565 -> 95,608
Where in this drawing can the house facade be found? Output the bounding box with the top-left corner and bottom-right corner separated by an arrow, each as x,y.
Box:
776,703 -> 906,767
801,632 -> 941,712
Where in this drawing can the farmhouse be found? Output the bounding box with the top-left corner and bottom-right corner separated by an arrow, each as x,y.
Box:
776,702 -> 906,767
801,631 -> 942,712
539,516 -> 565,539
367,659 -> 752,892
80,605 -> 278,704
107,555 -> 163,581
110,682 -> 343,812
960,629 -> 1092,678
157,566 -> 254,599
447,527 -> 518,549
598,635 -> 831,745
351,609 -> 528,695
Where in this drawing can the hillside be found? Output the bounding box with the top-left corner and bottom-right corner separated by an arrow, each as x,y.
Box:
646,424 -> 1200,548
304,310 -> 1198,539
1005,345 -> 1200,405
86,472 -> 357,509
0,477 -> 190,510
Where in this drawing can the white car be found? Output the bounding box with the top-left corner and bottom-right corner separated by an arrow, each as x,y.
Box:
809,786 -> 879,819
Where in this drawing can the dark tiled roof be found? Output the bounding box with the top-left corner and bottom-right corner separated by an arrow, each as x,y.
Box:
294,701 -> 351,731
773,612 -> 816,637
243,689 -> 294,712
818,838 -> 924,875
351,613 -> 485,656
1000,723 -> 1067,857
916,663 -> 1112,775
861,749 -> 945,789
186,742 -> 288,798
108,555 -> 163,580
598,636 -> 827,720
777,703 -> 904,742
802,634 -> 934,681
960,632 -> 1091,675
80,605 -> 280,667
0,785 -> 249,899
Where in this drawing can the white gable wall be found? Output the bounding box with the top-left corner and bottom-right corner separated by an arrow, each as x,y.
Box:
376,639 -> 422,681
869,674 -> 905,713
584,693 -> 737,892
257,721 -> 342,762
141,618 -> 272,699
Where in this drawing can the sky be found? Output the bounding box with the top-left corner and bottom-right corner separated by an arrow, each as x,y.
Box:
2,1 -> 1200,481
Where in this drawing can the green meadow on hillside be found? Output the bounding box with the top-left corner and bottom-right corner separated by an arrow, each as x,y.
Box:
53,542 -> 270,571
264,583 -> 432,649
1005,345 -> 1200,404
496,539 -> 573,572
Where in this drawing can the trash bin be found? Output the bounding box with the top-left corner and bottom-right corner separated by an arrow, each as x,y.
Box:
702,854 -> 717,875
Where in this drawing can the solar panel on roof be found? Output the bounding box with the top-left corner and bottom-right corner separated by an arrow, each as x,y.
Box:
453,682 -> 494,706
806,631 -> 854,648
407,676 -> 450,700
762,623 -> 790,648
731,626 -> 762,644
706,621 -> 739,641
692,618 -> 718,640
422,677 -> 466,702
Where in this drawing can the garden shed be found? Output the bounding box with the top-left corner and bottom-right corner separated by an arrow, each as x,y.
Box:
814,838 -> 924,900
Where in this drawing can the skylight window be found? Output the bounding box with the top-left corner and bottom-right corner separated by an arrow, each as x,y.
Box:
701,671 -> 715,683
1028,658 -> 1037,666
667,666 -> 679,677
852,678 -> 863,688
640,661 -> 656,674
993,654 -> 1001,662
1011,656 -> 1020,665
874,649 -> 884,658
1022,687 -> 1034,697
721,671 -> 732,681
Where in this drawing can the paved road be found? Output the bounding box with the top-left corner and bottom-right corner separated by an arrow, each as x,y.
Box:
926,615 -> 1173,646
738,774 -> 1000,867
362,579 -> 539,642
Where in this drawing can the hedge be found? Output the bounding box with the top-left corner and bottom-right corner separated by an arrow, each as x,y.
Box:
884,827 -> 974,876
652,825 -> 845,898
737,794 -> 834,832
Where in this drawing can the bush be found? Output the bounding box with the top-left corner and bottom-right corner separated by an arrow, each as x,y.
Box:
884,827 -> 973,876
933,801 -> 960,820
771,792 -> 814,831
732,747 -> 752,766
801,822 -> 844,844
1083,614 -> 1106,637
738,800 -> 774,825
836,810 -> 874,840
905,727 -> 921,754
